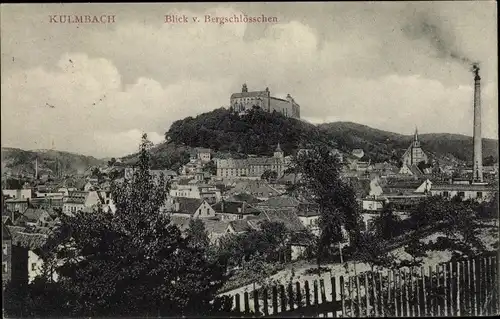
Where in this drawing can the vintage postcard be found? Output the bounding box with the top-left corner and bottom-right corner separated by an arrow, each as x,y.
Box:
1,2 -> 498,318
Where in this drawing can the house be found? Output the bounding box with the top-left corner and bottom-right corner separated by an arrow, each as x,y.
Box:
430,182 -> 496,202
169,182 -> 221,204
4,198 -> 29,213
15,208 -> 52,227
2,223 -> 12,286
226,180 -> 281,201
226,220 -> 254,235
202,219 -> 231,245
2,189 -> 32,200
194,148 -> 212,163
168,198 -> 217,219
212,200 -> 262,221
5,226 -> 53,285
399,162 -> 425,178
256,195 -> 301,210
226,193 -> 262,205
295,203 -> 320,235
63,190 -> 108,215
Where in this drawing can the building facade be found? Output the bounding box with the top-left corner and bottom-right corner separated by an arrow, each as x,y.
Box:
402,128 -> 428,167
216,144 -> 289,178
230,84 -> 300,119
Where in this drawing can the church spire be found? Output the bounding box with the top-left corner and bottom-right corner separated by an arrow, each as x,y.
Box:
414,126 -> 419,142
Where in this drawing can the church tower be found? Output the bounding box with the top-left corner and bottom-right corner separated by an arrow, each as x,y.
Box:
242,83 -> 248,93
401,126 -> 428,167
274,143 -> 284,159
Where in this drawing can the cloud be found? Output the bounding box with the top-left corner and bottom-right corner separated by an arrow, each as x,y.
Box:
1,3 -> 497,158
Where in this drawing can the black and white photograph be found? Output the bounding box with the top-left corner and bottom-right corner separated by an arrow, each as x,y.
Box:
1,2 -> 498,317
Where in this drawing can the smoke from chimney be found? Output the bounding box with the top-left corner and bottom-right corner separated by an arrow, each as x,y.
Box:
402,11 -> 475,67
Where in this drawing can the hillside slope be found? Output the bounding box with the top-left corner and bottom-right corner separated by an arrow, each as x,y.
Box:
319,122 -> 498,164
158,108 -> 498,166
1,147 -> 105,177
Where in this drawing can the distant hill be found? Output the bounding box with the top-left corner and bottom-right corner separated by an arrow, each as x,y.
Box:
1,147 -> 105,177
318,122 -> 498,165
152,108 -> 498,167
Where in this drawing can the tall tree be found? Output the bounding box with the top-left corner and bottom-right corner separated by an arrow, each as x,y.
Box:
371,202 -> 402,239
289,145 -> 362,271
33,134 -> 228,317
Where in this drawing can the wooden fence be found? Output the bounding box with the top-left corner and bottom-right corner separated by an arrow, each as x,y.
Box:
224,253 -> 498,317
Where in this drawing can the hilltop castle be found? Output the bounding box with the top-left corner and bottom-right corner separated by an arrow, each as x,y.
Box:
230,84 -> 300,119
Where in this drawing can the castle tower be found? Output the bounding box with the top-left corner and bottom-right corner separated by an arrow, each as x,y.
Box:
242,83 -> 248,93
472,64 -> 483,183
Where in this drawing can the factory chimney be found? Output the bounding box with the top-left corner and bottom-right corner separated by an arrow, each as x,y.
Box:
472,63 -> 483,183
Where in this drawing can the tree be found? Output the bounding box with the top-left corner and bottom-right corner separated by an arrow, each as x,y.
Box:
289,145 -> 362,272
261,170 -> 278,182
351,232 -> 395,272
20,134 -> 229,317
371,202 -> 402,240
186,219 -> 210,250
107,157 -> 117,167
202,160 -> 217,176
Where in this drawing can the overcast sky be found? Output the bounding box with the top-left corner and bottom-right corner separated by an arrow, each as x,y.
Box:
1,2 -> 497,158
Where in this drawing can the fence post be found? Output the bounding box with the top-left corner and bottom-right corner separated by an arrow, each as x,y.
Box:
272,286 -> 278,315
331,276 -> 338,318
403,268 -> 409,317
296,282 -> 302,309
398,269 -> 403,317
409,268 -> 414,317
485,256 -> 491,316
421,266 -> 427,316
475,257 -> 481,315
443,263 -> 449,317
305,280 -> 311,307
388,270 -> 393,316
263,289 -> 269,317
280,285 -> 286,313
313,280 -> 319,305
340,276 -> 346,317
471,258 -> 477,316
235,293 -> 241,314
320,278 -> 327,317
254,290 -> 260,317
491,255 -> 500,314
355,273 -> 361,317
244,291 -> 250,315
436,264 -> 442,316
364,272 -> 370,317
287,283 -> 294,311
428,265 -> 434,317
464,258 -> 470,316
378,272 -> 384,317
372,272 -> 378,317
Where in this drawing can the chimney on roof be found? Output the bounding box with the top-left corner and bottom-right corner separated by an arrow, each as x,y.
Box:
221,200 -> 225,213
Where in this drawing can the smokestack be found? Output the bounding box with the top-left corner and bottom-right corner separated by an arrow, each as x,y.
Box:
35,157 -> 38,180
472,63 -> 483,183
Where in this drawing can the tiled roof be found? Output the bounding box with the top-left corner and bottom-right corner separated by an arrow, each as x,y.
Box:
229,220 -> 253,233
176,198 -> 203,215
431,183 -> 497,191
226,193 -> 262,204
295,203 -> 320,217
2,216 -> 11,225
203,219 -> 230,234
212,201 -> 261,215
228,181 -> 280,197
257,195 -> 301,209
6,226 -> 48,250
259,208 -> 305,232
19,208 -> 49,222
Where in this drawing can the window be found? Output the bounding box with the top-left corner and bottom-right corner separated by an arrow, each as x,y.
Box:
31,263 -> 37,271
2,262 -> 7,274
458,192 -> 465,198
3,243 -> 8,255
443,191 -> 449,197
477,192 -> 483,198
